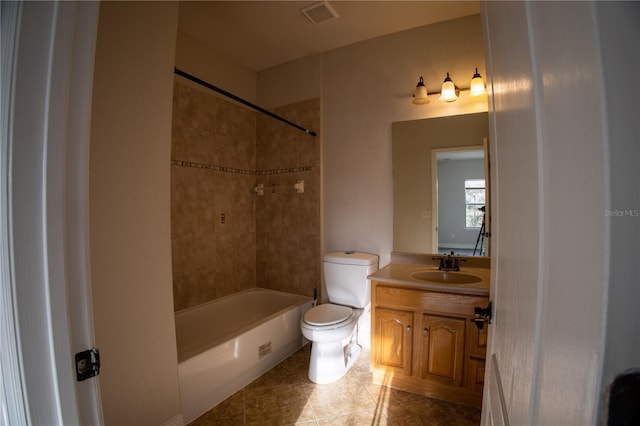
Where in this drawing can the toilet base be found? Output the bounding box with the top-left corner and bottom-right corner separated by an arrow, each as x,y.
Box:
308,334 -> 361,384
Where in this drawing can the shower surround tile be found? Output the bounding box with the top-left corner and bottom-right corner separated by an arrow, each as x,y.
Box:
172,79 -> 320,310
171,165 -> 218,309
171,81 -> 257,311
257,98 -> 320,171
172,82 -> 256,171
211,170 -> 256,299
256,99 -> 321,299
255,170 -> 320,297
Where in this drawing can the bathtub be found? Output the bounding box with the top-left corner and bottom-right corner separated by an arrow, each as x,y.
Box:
175,288 -> 313,423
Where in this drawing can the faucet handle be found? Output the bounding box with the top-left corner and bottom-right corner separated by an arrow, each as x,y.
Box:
452,256 -> 466,271
432,255 -> 445,269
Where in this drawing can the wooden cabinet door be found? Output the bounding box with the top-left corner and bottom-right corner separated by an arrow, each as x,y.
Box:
420,314 -> 465,386
466,357 -> 486,392
468,321 -> 489,358
374,308 -> 414,376
467,322 -> 488,391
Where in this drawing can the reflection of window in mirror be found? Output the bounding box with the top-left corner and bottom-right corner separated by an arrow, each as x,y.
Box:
465,179 -> 485,229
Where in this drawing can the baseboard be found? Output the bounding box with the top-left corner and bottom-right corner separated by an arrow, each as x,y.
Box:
160,413 -> 184,426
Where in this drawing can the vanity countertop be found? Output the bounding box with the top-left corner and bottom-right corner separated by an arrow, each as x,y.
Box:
369,263 -> 490,296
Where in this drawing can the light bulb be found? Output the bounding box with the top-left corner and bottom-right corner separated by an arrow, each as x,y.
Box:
470,68 -> 486,96
439,73 -> 458,102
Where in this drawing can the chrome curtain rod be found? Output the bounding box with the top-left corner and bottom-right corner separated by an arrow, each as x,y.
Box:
174,68 -> 317,137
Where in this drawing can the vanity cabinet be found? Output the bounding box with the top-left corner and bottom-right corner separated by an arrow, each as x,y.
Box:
371,281 -> 488,407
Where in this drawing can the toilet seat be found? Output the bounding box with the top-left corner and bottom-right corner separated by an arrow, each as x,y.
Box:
304,303 -> 353,326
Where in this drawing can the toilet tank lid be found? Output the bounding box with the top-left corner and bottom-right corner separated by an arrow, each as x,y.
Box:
324,251 -> 378,266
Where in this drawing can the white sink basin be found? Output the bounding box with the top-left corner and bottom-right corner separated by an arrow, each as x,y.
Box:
411,270 -> 483,285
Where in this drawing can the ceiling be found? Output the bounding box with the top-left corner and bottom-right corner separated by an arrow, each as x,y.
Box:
178,1 -> 481,72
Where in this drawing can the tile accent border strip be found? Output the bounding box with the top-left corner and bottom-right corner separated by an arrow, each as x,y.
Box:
171,159 -> 253,175
256,166 -> 315,175
171,159 -> 316,176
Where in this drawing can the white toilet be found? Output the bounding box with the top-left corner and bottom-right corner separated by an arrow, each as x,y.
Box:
301,251 -> 378,384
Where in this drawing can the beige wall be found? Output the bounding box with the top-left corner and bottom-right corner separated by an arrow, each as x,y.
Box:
89,2 -> 181,424
175,31 -> 257,104
257,54 -> 322,109
322,15 -> 486,267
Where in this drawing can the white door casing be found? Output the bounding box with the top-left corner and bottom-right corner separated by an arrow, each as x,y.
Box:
1,2 -> 102,424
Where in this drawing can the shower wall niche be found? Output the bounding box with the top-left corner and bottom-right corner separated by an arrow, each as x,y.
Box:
170,80 -> 320,311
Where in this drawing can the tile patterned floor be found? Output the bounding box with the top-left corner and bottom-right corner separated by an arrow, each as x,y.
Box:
189,344 -> 481,426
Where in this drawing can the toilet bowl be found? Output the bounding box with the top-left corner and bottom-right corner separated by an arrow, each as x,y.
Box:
301,303 -> 364,384
302,251 -> 378,384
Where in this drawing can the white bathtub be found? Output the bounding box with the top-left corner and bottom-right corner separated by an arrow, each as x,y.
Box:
175,288 -> 313,423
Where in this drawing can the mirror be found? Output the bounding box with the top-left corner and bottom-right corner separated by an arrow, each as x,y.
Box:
392,112 -> 490,256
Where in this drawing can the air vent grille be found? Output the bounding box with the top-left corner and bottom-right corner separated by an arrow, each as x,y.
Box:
301,1 -> 339,25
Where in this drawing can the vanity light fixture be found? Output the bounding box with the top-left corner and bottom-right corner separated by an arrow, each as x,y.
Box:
470,68 -> 486,96
439,72 -> 458,102
412,68 -> 486,105
412,76 -> 429,105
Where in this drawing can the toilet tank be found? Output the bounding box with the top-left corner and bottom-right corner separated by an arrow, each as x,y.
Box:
323,251 -> 379,308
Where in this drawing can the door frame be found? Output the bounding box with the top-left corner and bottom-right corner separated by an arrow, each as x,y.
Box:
1,2 -> 102,424
430,145 -> 487,254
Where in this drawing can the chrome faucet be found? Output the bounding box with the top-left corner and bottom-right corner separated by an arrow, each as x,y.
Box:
432,251 -> 466,271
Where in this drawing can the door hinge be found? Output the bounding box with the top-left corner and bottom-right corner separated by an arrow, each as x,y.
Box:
75,348 -> 100,381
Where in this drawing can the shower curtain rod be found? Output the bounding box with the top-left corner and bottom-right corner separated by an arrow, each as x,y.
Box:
174,68 -> 317,137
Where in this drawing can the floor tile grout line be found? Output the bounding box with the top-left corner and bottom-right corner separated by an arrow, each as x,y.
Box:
299,382 -> 319,424
242,388 -> 246,426
353,364 -> 392,425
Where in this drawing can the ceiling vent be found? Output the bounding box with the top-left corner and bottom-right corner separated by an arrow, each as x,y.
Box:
300,1 -> 339,25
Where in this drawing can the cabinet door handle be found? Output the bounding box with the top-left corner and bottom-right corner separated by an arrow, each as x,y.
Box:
423,328 -> 429,335
406,325 -> 411,331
